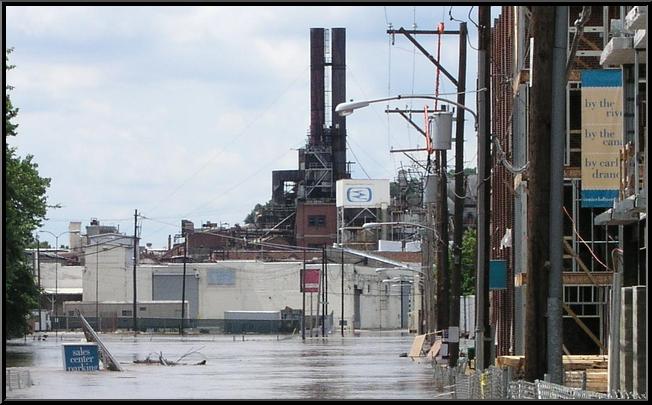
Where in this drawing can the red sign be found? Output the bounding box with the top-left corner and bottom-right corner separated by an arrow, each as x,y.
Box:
301,269 -> 320,292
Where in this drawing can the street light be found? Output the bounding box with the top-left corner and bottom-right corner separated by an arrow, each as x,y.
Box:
335,94 -> 479,130
38,229 -> 80,339
339,95 -> 482,366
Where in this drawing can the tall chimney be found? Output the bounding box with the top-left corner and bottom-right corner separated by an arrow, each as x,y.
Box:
331,27 -> 347,181
310,28 -> 325,146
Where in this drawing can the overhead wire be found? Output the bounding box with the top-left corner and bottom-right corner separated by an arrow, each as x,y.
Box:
143,65 -> 309,217
346,140 -> 371,179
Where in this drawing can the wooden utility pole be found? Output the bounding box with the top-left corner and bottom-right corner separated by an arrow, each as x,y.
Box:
436,151 -> 449,332
341,248 -> 344,337
36,237 -> 42,331
525,6 -> 555,382
475,6 -> 492,371
449,22 -> 467,367
132,209 -> 139,334
302,248 -> 306,340
180,237 -> 187,336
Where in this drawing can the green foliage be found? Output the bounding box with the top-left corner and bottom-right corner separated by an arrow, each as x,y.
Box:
460,228 -> 477,295
244,200 -> 272,224
448,167 -> 477,177
5,48 -> 52,338
27,240 -> 51,249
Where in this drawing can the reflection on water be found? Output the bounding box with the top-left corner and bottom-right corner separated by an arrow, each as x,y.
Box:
6,331 -> 439,399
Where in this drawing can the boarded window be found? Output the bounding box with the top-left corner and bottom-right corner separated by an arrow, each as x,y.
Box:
207,269 -> 236,285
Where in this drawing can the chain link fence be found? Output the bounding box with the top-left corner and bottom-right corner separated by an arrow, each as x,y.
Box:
432,364 -> 647,400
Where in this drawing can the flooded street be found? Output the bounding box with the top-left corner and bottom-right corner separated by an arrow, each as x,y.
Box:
6,330 -> 441,399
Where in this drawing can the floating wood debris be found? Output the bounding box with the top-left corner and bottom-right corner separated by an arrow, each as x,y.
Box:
133,347 -> 207,366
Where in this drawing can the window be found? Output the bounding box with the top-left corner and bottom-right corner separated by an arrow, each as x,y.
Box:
308,215 -> 326,227
139,307 -> 147,312
122,310 -> 132,317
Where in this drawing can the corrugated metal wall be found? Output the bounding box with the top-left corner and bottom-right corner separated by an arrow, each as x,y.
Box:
152,274 -> 199,319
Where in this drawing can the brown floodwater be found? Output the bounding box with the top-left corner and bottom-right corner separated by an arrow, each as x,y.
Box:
5,330 -> 444,399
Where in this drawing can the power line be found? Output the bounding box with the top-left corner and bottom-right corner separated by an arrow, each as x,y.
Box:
346,140 -> 371,179
144,65 -> 309,217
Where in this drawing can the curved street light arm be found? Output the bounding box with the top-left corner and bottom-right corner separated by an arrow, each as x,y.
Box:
335,93 -> 481,129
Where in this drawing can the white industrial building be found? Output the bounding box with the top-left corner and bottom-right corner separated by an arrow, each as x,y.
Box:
69,220 -> 417,331
81,253 -> 411,331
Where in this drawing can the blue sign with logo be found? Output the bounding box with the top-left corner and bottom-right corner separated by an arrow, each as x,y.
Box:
62,343 -> 100,371
347,187 -> 373,203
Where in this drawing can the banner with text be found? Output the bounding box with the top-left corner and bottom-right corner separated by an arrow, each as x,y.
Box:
581,69 -> 623,207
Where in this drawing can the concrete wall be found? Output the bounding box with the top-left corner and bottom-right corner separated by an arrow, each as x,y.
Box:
63,301 -> 187,319
84,259 -> 407,330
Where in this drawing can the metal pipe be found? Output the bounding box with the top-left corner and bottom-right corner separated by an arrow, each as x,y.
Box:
547,6 -> 568,385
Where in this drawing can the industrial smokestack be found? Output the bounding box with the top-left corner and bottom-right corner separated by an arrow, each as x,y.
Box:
310,28 -> 325,146
331,28 -> 347,181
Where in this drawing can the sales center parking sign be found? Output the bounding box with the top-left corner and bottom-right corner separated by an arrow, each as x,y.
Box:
62,343 -> 100,371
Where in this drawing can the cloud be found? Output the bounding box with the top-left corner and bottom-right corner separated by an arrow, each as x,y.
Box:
6,5 -> 487,247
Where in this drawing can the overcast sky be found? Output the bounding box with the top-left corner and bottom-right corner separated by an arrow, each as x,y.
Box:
6,5 -> 499,249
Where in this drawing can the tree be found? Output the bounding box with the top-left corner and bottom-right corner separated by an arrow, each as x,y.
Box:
243,200 -> 271,224
460,228 -> 477,296
5,48 -> 52,338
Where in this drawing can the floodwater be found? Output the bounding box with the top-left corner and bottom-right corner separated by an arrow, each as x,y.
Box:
5,330 -> 443,399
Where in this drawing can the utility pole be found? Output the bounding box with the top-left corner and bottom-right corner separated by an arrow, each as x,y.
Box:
180,237 -> 187,336
133,209 -> 138,334
387,25 -> 470,344
475,5 -> 492,371
400,279 -> 404,329
322,246 -> 326,337
525,7 -> 554,382
36,237 -> 41,332
341,248 -> 344,337
548,6 -> 567,384
96,242 -> 100,331
449,21 -> 467,368
436,150 -> 449,332
302,248 -> 306,340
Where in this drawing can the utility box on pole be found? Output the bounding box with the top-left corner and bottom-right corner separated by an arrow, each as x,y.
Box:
429,111 -> 454,150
